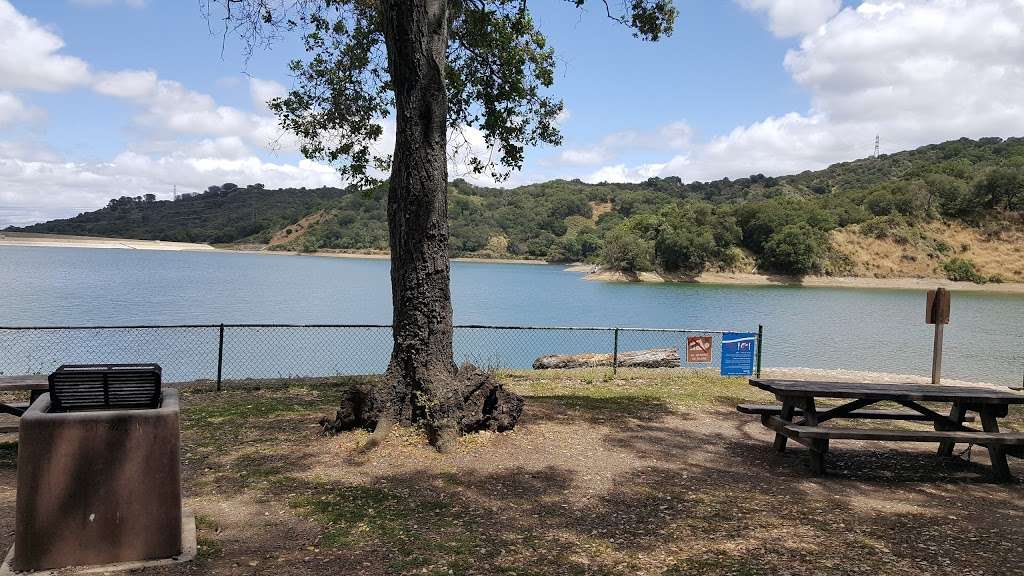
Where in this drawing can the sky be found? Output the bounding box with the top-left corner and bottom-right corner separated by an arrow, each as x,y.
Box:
1,0 -> 1024,226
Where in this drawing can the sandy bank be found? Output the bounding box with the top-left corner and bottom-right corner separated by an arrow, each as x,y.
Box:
0,234 -> 546,264
0,232 -> 215,252
578,268 -> 1024,294
222,246 -> 549,265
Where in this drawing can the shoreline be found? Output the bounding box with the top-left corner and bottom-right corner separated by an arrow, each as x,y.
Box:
571,266 -> 1024,295
0,232 -> 216,252
4,233 -> 1023,293
0,233 -> 547,265
222,247 -> 549,265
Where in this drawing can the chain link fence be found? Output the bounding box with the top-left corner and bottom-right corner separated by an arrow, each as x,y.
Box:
0,324 -> 761,386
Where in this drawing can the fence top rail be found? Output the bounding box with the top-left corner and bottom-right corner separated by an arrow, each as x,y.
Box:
0,323 -> 745,334
454,324 -> 737,333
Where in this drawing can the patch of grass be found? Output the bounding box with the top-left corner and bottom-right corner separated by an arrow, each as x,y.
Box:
0,442 -> 16,468
179,378 -> 369,454
504,368 -> 768,415
194,514 -> 224,560
222,451 -> 312,494
289,481 -> 477,573
183,379 -> 360,423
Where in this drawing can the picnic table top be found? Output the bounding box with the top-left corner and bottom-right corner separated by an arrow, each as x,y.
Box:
750,378 -> 1024,405
0,375 -> 48,390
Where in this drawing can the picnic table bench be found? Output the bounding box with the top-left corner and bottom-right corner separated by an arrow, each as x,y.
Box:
0,375 -> 48,417
740,379 -> 1024,481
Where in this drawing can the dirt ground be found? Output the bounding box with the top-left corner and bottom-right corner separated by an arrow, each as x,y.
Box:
1,369 -> 1022,575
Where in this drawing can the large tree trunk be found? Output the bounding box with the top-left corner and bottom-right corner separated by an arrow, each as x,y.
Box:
321,0 -> 523,450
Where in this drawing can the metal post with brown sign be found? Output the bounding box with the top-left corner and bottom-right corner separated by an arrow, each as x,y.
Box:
926,288 -> 951,384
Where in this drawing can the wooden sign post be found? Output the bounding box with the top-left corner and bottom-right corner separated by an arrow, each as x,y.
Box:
926,288 -> 951,385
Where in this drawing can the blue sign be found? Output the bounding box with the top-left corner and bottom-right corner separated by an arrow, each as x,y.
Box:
721,332 -> 757,376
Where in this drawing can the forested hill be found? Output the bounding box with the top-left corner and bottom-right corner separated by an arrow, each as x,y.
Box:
8,184 -> 352,244
8,137 -> 1024,282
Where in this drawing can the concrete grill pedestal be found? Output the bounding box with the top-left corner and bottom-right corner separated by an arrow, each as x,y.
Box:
9,389 -> 186,572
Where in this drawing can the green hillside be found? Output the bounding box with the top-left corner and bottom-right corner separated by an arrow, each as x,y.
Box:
8,137 -> 1024,280
8,183 -> 352,244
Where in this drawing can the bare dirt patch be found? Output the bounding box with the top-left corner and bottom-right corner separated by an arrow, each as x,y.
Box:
268,210 -> 334,248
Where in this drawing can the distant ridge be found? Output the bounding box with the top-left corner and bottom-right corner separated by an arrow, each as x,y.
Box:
8,136 -> 1024,282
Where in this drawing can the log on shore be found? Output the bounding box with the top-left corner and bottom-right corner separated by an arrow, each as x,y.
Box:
532,347 -> 680,370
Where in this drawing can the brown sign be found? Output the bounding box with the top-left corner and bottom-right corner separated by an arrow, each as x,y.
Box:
926,288 -> 951,324
686,336 -> 713,363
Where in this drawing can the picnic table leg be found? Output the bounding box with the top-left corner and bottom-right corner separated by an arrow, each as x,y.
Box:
979,409 -> 1012,482
802,398 -> 828,475
936,404 -> 967,457
773,398 -> 796,453
809,439 -> 828,475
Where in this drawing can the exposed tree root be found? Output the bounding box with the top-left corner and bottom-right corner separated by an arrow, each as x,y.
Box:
320,363 -> 524,451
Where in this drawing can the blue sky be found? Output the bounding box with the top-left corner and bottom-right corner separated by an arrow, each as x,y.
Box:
2,0 -> 1023,226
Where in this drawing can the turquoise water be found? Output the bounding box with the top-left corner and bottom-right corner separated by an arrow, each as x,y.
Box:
0,245 -> 1022,385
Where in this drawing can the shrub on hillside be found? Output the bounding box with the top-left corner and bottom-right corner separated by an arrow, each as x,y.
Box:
760,223 -> 826,276
655,227 -> 716,275
859,214 -> 909,240
942,257 -> 986,284
602,227 -> 653,272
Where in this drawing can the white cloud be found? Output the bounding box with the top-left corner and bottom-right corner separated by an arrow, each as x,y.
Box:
0,92 -> 44,126
560,147 -> 613,166
737,0 -> 841,37
99,77 -> 301,153
92,70 -> 158,99
555,121 -> 692,167
0,0 -> 91,91
249,78 -> 287,112
584,160 -> 672,184
583,0 -> 1024,184
0,148 -> 342,227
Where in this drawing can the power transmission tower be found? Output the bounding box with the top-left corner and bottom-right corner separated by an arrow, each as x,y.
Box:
873,135 -> 880,158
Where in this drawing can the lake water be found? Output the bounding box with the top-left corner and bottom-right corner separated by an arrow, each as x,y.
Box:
1,245 -> 1022,385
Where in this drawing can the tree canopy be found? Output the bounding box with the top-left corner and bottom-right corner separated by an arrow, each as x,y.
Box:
205,0 -> 675,186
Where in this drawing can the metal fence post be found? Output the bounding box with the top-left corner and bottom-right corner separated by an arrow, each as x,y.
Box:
612,328 -> 619,375
755,324 -> 764,378
216,324 -> 224,391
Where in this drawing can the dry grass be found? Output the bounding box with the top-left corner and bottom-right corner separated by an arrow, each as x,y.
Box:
832,218 -> 1024,282
268,209 -> 333,248
1,370 -> 1023,576
589,201 -> 613,222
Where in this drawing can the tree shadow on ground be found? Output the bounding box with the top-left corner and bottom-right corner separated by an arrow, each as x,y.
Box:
262,454 -> 1024,576
577,391 -> 1024,487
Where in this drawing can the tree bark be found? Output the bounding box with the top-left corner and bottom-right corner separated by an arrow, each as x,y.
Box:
376,0 -> 458,449
321,0 -> 523,450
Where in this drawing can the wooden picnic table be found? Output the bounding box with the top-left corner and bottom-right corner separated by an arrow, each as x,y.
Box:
740,379 -> 1024,481
0,375 -> 48,417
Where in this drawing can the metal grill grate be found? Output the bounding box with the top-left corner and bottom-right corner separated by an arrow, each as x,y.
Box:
48,364 -> 162,412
